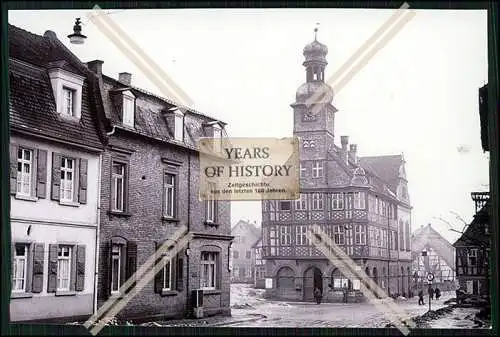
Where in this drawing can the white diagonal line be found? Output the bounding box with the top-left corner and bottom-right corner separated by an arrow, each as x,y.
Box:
88,233 -> 194,335
87,6 -> 193,111
307,225 -> 416,335
308,3 -> 416,116
83,225 -> 188,329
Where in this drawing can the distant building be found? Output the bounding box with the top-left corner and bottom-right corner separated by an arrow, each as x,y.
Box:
261,30 -> 413,303
252,235 -> 265,288
230,220 -> 260,283
411,223 -> 456,292
453,192 -> 491,299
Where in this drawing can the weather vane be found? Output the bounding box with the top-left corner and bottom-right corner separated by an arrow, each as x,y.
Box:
314,22 -> 320,40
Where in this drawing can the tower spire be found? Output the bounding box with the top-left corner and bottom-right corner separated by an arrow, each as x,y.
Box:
314,22 -> 320,41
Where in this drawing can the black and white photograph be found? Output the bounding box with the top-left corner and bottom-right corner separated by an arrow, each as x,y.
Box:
5,5 -> 494,333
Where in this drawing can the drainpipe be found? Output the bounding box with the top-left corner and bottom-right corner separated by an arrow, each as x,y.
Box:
106,125 -> 116,136
186,152 -> 191,315
93,153 -> 103,315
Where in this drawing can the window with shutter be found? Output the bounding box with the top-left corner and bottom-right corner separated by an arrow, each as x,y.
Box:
32,243 -> 44,293
12,243 -> 30,293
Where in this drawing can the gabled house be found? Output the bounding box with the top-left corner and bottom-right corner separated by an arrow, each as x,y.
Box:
411,223 -> 456,292
251,235 -> 265,289
8,24 -> 106,322
453,192 -> 490,299
230,220 -> 261,283
86,60 -> 232,321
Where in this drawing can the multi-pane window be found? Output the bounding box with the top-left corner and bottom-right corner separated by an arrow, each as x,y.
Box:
60,157 -> 74,202
295,194 -> 307,210
468,249 -> 478,266
62,87 -> 74,116
331,193 -> 344,210
375,197 -> 379,214
382,229 -> 387,249
12,245 -> 28,292
300,164 -> 306,178
57,246 -> 72,291
111,244 -> 121,293
246,251 -> 251,259
269,227 -> 278,255
312,193 -> 323,210
163,258 -> 172,290
312,161 -> 323,178
233,251 -> 239,259
399,220 -> 405,250
354,192 -> 366,209
334,225 -> 345,245
123,96 -> 135,127
16,148 -> 32,196
280,226 -> 291,245
200,252 -> 217,290
354,225 -> 366,245
112,163 -> 125,212
174,113 -> 184,142
296,225 -> 308,245
391,231 -> 397,250
206,182 -> 217,223
164,173 -> 176,218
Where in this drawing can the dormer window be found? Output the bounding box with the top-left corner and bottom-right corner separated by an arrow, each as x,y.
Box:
174,110 -> 184,142
122,91 -> 136,128
48,64 -> 84,120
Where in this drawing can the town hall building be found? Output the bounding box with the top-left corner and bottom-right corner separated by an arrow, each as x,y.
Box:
261,30 -> 413,302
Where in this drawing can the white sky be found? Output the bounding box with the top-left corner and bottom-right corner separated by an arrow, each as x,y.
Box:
8,8 -> 489,244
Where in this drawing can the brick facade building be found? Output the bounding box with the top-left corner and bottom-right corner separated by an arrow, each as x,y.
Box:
87,62 -> 232,321
261,32 -> 413,302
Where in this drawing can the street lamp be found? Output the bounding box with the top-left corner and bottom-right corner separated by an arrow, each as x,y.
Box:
68,18 -> 87,44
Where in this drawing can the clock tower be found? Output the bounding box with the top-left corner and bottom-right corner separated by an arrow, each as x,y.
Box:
291,28 -> 337,161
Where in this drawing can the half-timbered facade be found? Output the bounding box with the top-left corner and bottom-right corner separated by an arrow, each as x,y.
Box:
261,32 -> 413,302
8,25 -> 106,322
252,235 -> 266,289
453,192 -> 490,299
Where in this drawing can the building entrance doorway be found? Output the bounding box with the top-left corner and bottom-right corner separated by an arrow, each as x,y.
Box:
304,267 -> 323,301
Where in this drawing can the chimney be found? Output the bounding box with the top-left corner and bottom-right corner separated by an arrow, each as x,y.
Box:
87,60 -> 104,77
340,136 -> 349,164
118,72 -> 132,86
43,30 -> 57,39
348,144 -> 358,164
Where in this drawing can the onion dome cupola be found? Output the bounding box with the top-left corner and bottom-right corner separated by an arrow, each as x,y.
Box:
294,26 -> 334,106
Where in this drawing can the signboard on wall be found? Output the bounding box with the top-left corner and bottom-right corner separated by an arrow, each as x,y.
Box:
265,278 -> 273,289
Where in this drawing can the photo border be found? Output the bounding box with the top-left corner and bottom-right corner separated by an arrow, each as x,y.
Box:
1,1 -> 498,336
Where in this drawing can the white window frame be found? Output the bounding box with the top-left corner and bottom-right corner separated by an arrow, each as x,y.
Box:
57,245 -> 73,292
16,148 -> 33,196
12,244 -> 28,293
331,193 -> 344,210
300,163 -> 306,178
164,173 -> 176,218
62,87 -> 75,116
205,181 -> 217,223
312,193 -> 323,210
163,258 -> 173,291
269,227 -> 278,256
60,157 -> 75,203
296,225 -> 308,245
295,194 -> 307,210
112,162 -> 125,212
354,225 -> 366,245
354,192 -> 366,209
174,110 -> 185,142
48,67 -> 84,119
280,226 -> 291,245
122,91 -> 136,128
200,252 -> 217,290
334,225 -> 345,245
468,248 -> 478,266
111,244 -> 121,294
312,161 -> 323,178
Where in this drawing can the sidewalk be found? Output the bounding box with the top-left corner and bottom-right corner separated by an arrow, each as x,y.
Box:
140,313 -> 267,327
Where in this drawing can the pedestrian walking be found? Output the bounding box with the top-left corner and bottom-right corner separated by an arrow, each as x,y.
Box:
314,287 -> 322,305
418,290 -> 425,305
435,287 -> 441,300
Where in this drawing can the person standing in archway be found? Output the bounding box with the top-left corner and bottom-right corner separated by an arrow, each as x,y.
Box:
314,287 -> 322,304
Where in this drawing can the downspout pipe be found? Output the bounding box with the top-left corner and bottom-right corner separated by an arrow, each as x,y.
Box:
106,125 -> 116,136
93,153 -> 102,315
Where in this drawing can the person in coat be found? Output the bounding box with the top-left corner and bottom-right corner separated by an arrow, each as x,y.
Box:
314,287 -> 323,304
418,289 -> 425,305
435,287 -> 441,300
428,286 -> 435,300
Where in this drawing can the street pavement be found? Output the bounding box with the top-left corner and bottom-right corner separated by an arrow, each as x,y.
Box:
226,283 -> 456,328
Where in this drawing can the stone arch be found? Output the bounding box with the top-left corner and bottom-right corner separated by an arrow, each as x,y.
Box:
270,263 -> 299,278
299,263 -> 326,277
276,266 -> 295,289
303,265 -> 324,301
